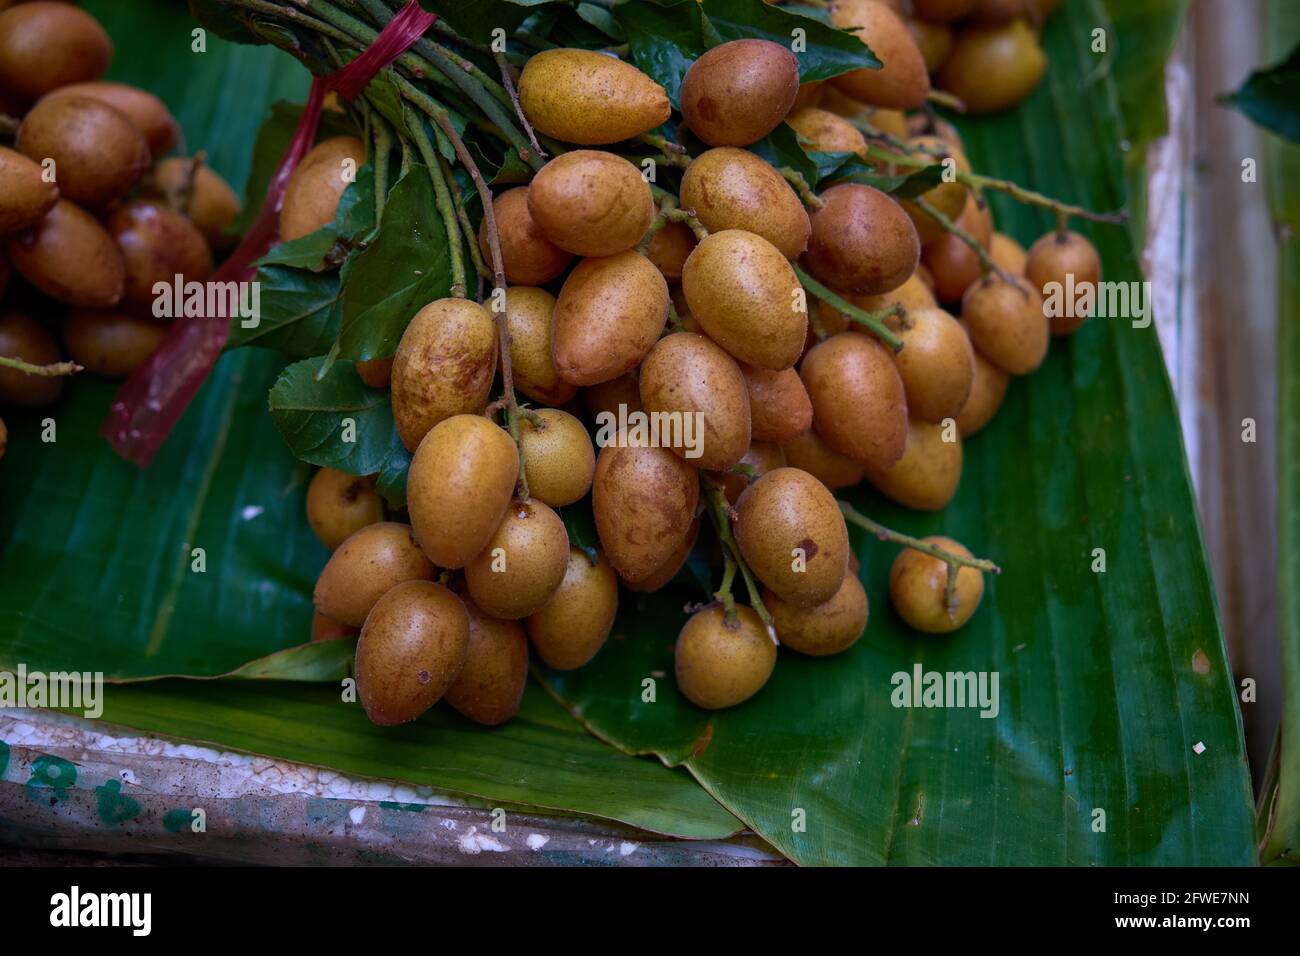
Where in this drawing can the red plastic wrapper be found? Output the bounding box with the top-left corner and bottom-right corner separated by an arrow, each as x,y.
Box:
101,0 -> 437,467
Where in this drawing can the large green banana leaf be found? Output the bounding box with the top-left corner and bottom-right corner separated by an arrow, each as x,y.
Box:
535,0 -> 1257,865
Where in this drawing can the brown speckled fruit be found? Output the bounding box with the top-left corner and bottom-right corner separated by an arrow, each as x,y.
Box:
480,187 -> 573,286
61,309 -> 166,378
592,442 -> 698,584
743,363 -> 813,444
519,408 -> 595,508
527,150 -> 655,257
781,427 -> 866,491
443,597 -> 529,726
886,306 -> 974,423
734,466 -> 849,607
680,39 -> 800,147
1025,229 -> 1102,335
464,497 -> 570,620
0,2 -> 113,104
305,468 -> 384,552
765,571 -> 868,656
42,81 -> 179,159
954,347 -> 1010,437
279,136 -> 366,242
678,147 -> 811,259
4,200 -> 125,308
803,184 -> 920,296
313,522 -> 435,628
800,332 -> 908,470
525,547 -> 619,669
675,605 -> 776,710
961,274 -> 1049,376
863,418 -> 963,512
889,536 -> 984,633
0,146 -> 58,234
0,310 -> 64,405
828,0 -> 930,109
355,580 -> 469,725
105,202 -> 214,315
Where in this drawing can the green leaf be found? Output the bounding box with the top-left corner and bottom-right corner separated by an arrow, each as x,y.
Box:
267,356 -> 409,494
73,679 -> 743,840
419,0 -> 557,46
557,498 -> 600,566
227,265 -> 342,357
337,164 -> 453,362
186,0 -> 263,45
1221,43 -> 1300,143
539,0 -> 1256,866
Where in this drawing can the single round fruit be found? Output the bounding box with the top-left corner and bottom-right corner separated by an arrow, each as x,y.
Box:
828,0 -> 930,109
42,81 -> 178,158
714,440 -> 786,504
804,184 -> 920,296
525,547 -> 620,669
552,250 -> 668,386
864,418 -> 963,511
355,357 -> 393,389
937,20 -> 1047,115
961,274 -> 1049,375
678,147 -> 811,259
61,309 -> 166,378
0,145 -> 58,234
355,580 -> 469,725
443,597 -> 529,726
465,498 -> 570,620
681,229 -> 807,370
675,605 -> 776,710
305,468 -> 384,552
785,106 -> 867,155
280,136 -> 366,242
851,271 -> 937,319
781,427 -> 865,491
0,2 -> 113,104
406,415 -> 519,569
527,151 -> 655,257
105,202 -> 214,315
519,408 -> 596,508
889,536 -> 984,633
480,187 -> 572,286
151,158 -> 241,252
313,521 -> 434,628
0,310 -> 63,405
989,232 -> 1027,275
1025,229 -> 1102,335
583,369 -> 642,422
906,15 -> 955,74
17,94 -> 149,208
680,38 -> 800,147
5,200 -> 124,308
800,332 -> 908,470
518,48 -> 670,145
954,347 -> 1010,437
743,363 -> 813,444
391,297 -> 497,450
644,221 -> 695,282
503,286 -> 575,406
734,466 -> 850,607
765,571 -> 867,656
592,442 -> 699,584
639,332 -> 751,471
886,306 -> 974,423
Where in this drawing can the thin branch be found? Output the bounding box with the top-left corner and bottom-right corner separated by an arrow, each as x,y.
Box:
0,356 -> 83,377
702,475 -> 778,644
792,263 -> 904,351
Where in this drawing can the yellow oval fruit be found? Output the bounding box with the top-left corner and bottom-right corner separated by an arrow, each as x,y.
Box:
937,19 -> 1047,114
305,468 -> 384,552
786,106 -> 867,154
765,571 -> 868,656
391,298 -> 498,451
897,136 -> 969,245
527,150 -> 655,257
406,414 -> 519,569
518,48 -> 670,145
675,605 -> 776,710
639,332 -> 751,471
864,418 -> 963,511
828,0 -> 930,109
743,364 -> 813,444
644,221 -> 696,282
355,580 -> 469,725
280,136 -> 366,242
781,427 -> 865,491
525,548 -> 619,669
519,408 -> 595,508
800,332 -> 908,469
954,347 -> 1010,437
480,186 -> 573,286
465,498 -> 570,620
681,39 -> 800,147
961,274 -> 1049,375
552,250 -> 668,386
681,229 -> 807,370
313,521 -> 434,628
443,597 -> 529,726
679,147 -> 810,259
5,200 -> 125,308
0,145 -> 58,234
592,442 -> 699,584
504,286 -> 575,406
889,536 -> 984,633
886,306 -> 974,423
734,466 -> 849,607
988,231 -> 1028,276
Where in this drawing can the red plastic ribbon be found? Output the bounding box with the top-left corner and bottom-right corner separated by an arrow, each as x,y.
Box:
101,0 -> 437,467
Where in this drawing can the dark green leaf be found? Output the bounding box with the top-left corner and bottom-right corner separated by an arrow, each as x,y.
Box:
186,0 -> 263,45
1221,43 -> 1300,143
227,265 -> 342,357
748,122 -> 820,188
267,356 -> 408,486
337,164 -> 453,362
557,498 -> 600,565
420,0 -> 557,46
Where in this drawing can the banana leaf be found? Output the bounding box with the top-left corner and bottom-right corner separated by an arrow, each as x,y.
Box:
535,0 -> 1257,865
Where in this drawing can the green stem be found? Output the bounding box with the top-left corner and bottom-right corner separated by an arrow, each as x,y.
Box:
713,552 -> 739,624
370,116 -> 393,227
781,167 -> 824,210
0,356 -> 82,377
441,153 -> 491,282
912,195 -> 1013,285
494,50 -> 546,159
702,476 -> 778,643
666,208 -> 710,242
838,501 -> 1001,575
403,102 -> 467,297
792,263 -> 904,351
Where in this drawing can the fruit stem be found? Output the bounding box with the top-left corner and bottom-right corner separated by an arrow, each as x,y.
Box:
838,500 -> 1001,577
781,167 -> 824,210
0,356 -> 83,378
713,552 -> 739,625
666,208 -> 710,242
926,89 -> 966,113
637,194 -> 679,254
403,102 -> 467,297
399,76 -> 531,499
370,118 -> 393,227
912,196 -> 1015,285
791,264 -> 905,352
494,50 -> 547,159
439,153 -> 492,282
701,476 -> 779,644
0,114 -> 18,138
862,143 -> 1127,225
